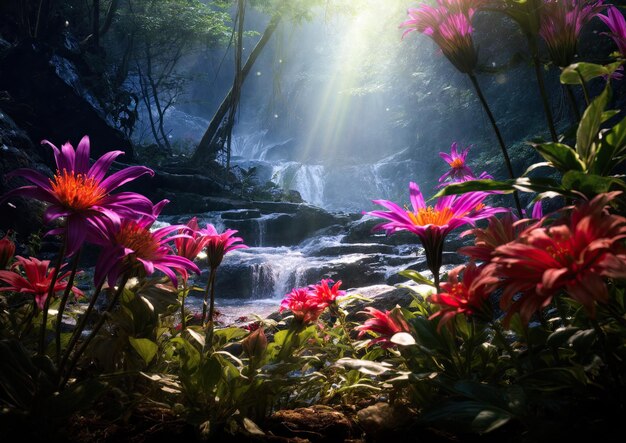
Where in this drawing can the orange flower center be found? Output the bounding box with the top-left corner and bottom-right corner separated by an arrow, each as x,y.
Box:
450,282 -> 468,299
115,221 -> 159,260
450,158 -> 465,169
50,170 -> 106,211
408,206 -> 455,226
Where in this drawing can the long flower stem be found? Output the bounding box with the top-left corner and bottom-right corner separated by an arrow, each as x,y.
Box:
468,73 -> 523,217
55,249 -> 82,364
202,267 -> 217,327
61,275 -> 130,388
577,71 -> 591,106
181,280 -> 188,330
38,239 -> 67,356
532,54 -> 558,142
58,279 -> 105,379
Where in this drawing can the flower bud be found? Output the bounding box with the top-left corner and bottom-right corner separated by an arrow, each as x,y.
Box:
242,327 -> 267,361
0,231 -> 15,269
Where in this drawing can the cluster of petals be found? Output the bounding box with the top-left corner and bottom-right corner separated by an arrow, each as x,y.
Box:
598,5 -> 626,56
400,0 -> 485,73
201,224 -> 248,269
0,255 -> 83,310
355,306 -> 411,349
279,279 -> 345,325
428,261 -> 498,329
0,231 -> 16,269
485,192 -> 626,325
539,0 -> 605,67
94,200 -> 200,288
438,142 -> 476,183
1,135 -> 154,256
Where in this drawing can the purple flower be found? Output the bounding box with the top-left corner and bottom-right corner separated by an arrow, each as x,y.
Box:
1,135 -> 154,256
539,0 -> 605,67
400,0 -> 485,73
366,182 -> 505,287
598,5 -> 626,56
94,200 -> 200,288
439,142 -> 475,183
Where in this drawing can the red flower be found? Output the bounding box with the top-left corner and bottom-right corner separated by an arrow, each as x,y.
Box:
428,262 -> 497,329
355,306 -> 411,349
0,230 -> 16,269
489,192 -> 626,325
279,287 -> 327,325
309,279 -> 345,305
201,224 -> 247,269
0,255 -> 83,309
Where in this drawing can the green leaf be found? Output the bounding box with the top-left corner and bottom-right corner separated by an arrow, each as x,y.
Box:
532,142 -> 584,172
129,337 -> 158,365
576,86 -> 610,165
546,327 -> 580,348
433,179 -> 515,197
560,62 -> 610,85
562,171 -> 620,196
512,177 -> 566,195
399,269 -> 435,287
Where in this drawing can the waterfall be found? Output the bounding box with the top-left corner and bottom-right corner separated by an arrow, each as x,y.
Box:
271,162 -> 326,207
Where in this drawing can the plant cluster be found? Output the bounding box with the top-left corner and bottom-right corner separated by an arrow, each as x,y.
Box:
1,1 -> 626,442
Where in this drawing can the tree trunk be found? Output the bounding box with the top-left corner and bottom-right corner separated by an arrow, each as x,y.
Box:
191,13 -> 281,164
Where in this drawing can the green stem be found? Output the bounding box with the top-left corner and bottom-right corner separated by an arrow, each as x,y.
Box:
181,280 -> 188,331
577,70 -> 591,106
201,267 -> 217,327
38,239 -> 67,356
61,275 -> 130,388
58,279 -> 105,380
55,249 -> 82,364
468,73 -> 523,217
532,53 -> 558,142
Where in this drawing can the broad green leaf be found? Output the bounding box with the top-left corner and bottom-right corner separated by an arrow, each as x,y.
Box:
434,179 -> 515,198
576,86 -> 610,165
214,327 -> 247,343
418,400 -> 513,434
532,142 -> 585,172
399,269 -> 435,287
129,337 -> 158,365
560,62 -> 610,84
512,177 -> 566,195
546,327 -> 580,348
562,171 -> 620,195
334,357 -> 392,375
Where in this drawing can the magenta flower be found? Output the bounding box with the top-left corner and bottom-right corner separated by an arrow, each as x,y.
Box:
355,306 -> 411,349
598,5 -> 626,56
439,142 -> 475,183
94,200 -> 200,288
539,0 -> 605,67
366,182 -> 505,288
400,0 -> 485,74
279,287 -> 327,326
0,255 -> 83,310
1,135 -> 154,256
201,224 -> 248,270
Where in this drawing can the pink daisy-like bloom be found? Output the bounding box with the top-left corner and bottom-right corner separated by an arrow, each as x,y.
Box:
174,217 -> 212,282
355,306 -> 411,349
366,182 -> 505,288
201,224 -> 248,270
1,135 -> 154,256
488,192 -> 626,326
539,0 -> 605,67
428,261 -> 498,330
400,0 -> 485,74
309,279 -> 345,305
279,287 -> 327,326
439,142 -> 475,183
598,5 -> 626,56
0,255 -> 83,310
94,200 -> 200,288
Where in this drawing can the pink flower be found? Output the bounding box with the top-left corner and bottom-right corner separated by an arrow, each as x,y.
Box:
400,0 -> 485,73
598,5 -> 626,56
0,255 -> 83,310
0,230 -> 16,270
355,306 -> 411,349
539,0 -> 605,67
279,287 -> 327,325
428,261 -> 498,329
1,135 -> 154,255
309,279 -> 345,305
94,200 -> 200,288
201,225 -> 247,269
488,192 -> 626,325
439,142 -> 475,183
366,182 -> 505,287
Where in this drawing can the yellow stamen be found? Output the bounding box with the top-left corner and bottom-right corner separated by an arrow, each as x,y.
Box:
50,170 -> 106,211
450,158 -> 464,169
115,221 -> 159,260
407,206 -> 455,226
